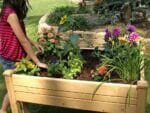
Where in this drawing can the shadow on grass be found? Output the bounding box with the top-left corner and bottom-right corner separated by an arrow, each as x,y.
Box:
146,103 -> 150,113
29,104 -> 104,113
26,15 -> 43,25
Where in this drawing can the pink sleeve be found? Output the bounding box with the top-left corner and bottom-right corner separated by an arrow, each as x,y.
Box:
2,6 -> 15,22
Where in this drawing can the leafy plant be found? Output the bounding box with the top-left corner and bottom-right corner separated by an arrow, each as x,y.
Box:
95,0 -> 150,24
15,59 -> 40,76
38,26 -> 64,61
91,47 -> 102,60
47,34 -> 84,79
98,24 -> 146,82
46,6 -> 76,25
59,15 -> 89,32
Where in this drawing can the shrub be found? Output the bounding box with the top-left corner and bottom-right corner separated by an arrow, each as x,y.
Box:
46,6 -> 76,25
59,15 -> 89,31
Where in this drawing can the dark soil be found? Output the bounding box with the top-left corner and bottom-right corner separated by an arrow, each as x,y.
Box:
39,49 -> 100,81
39,49 -> 138,84
76,50 -> 99,81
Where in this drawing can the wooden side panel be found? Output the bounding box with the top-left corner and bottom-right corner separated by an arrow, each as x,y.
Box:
11,74 -> 139,113
12,75 -> 137,98
15,92 -> 136,113
14,86 -> 137,105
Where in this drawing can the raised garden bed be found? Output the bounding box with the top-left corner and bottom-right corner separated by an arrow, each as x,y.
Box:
3,13 -> 149,113
3,35 -> 149,113
3,68 -> 148,113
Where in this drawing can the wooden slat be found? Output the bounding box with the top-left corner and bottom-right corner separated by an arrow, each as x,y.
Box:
14,86 -> 137,105
12,75 -> 137,98
15,92 -> 136,113
4,76 -> 22,113
137,81 -> 148,113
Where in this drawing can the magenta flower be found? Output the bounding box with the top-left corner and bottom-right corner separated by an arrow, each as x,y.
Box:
112,27 -> 121,37
126,24 -> 136,33
129,32 -> 139,42
104,29 -> 111,41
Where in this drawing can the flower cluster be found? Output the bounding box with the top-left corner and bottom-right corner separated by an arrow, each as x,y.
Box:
101,24 -> 145,82
15,59 -> 40,76
38,25 -> 65,58
92,24 -> 145,82
104,24 -> 142,44
38,25 -> 61,45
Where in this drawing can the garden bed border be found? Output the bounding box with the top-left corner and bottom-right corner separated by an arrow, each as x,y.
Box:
3,65 -> 148,113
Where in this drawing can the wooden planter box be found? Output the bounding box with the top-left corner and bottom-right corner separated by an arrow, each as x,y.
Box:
3,32 -> 148,113
3,70 -> 148,113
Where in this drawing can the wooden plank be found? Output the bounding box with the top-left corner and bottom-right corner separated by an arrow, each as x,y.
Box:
15,92 -> 136,113
4,75 -> 21,113
14,86 -> 137,105
137,80 -> 148,113
12,75 -> 137,98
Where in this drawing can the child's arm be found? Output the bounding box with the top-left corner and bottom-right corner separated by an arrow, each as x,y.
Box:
7,13 -> 47,69
26,37 -> 44,53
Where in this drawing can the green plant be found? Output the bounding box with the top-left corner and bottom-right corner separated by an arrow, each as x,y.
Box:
97,25 -> 146,82
15,58 -> 40,76
48,34 -> 84,79
96,0 -> 150,24
91,47 -> 102,60
38,26 -> 64,61
59,15 -> 89,32
46,6 -> 76,25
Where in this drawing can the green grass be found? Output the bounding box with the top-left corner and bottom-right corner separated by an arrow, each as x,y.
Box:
0,0 -> 150,113
25,0 -> 74,41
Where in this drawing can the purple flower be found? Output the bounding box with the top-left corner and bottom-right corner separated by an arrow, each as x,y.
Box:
112,27 -> 121,37
129,32 -> 139,42
104,29 -> 111,41
126,24 -> 136,33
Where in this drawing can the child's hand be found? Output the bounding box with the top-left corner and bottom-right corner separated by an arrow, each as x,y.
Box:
33,42 -> 44,53
36,62 -> 48,69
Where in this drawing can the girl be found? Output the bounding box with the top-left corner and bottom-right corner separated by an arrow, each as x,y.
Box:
0,0 -> 48,113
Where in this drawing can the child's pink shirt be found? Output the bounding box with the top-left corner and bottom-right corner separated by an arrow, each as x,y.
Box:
0,6 -> 27,61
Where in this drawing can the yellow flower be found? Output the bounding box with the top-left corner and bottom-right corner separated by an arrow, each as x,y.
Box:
26,61 -> 35,69
59,15 -> 67,25
119,36 -> 128,44
15,62 -> 21,68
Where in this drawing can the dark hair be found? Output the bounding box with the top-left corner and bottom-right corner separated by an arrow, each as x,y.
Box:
1,0 -> 31,20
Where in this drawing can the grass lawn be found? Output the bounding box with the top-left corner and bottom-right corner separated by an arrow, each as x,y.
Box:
0,0 -> 150,113
25,0 -> 74,41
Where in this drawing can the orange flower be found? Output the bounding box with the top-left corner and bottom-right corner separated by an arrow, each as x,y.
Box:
97,66 -> 108,76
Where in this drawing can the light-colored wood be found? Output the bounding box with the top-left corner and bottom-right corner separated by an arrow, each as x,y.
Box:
13,86 -> 137,105
3,68 -> 148,113
15,92 -> 136,113
137,80 -> 148,113
4,73 -> 21,113
12,74 -> 137,98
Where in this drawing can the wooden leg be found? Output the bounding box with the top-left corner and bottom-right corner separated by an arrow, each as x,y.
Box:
137,80 -> 148,113
3,70 -> 22,113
